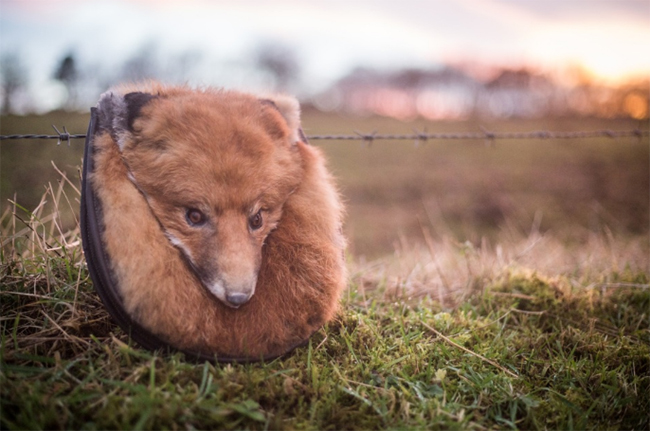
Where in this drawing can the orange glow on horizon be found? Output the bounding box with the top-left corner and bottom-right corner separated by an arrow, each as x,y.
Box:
528,20 -> 649,86
624,93 -> 649,119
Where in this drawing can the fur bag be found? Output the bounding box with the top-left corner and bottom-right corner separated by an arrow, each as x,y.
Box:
80,84 -> 347,361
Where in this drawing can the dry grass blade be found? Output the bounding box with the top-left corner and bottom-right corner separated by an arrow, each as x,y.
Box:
421,320 -> 519,378
418,217 -> 450,307
40,309 -> 91,347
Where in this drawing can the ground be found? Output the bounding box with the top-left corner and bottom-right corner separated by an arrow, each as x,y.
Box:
1,112 -> 648,429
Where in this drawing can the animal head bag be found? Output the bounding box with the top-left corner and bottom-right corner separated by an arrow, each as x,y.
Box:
80,84 -> 347,361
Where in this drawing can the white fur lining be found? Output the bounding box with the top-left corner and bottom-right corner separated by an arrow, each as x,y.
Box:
96,91 -> 129,151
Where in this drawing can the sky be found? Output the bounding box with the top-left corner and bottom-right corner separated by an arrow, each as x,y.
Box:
0,0 -> 649,111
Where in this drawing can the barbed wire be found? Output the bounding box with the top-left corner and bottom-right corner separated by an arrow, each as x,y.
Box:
0,125 -> 648,146
0,126 -> 86,146
309,129 -> 649,144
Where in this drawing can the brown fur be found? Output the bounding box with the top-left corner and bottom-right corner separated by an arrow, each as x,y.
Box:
90,84 -> 346,358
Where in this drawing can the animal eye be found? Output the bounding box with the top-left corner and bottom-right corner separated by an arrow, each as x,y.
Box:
186,208 -> 206,226
249,210 -> 263,230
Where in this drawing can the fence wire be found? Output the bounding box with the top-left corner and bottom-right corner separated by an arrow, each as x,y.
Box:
0,126 -> 648,146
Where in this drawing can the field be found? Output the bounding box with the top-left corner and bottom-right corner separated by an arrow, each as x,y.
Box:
1,111 -> 649,429
2,110 -> 648,255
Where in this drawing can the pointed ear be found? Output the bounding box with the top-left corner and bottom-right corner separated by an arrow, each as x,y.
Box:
96,91 -> 157,150
260,95 -> 303,144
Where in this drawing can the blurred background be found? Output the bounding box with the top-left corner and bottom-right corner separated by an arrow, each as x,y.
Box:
1,0 -> 648,257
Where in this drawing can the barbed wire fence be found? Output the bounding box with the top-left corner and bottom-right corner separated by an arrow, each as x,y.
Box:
0,125 -> 648,146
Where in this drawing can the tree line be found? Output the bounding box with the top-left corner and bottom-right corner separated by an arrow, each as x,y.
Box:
1,45 -> 647,119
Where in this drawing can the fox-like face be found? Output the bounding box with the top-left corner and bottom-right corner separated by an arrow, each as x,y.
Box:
97,88 -> 304,308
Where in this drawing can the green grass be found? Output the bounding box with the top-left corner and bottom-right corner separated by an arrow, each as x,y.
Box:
1,181 -> 648,430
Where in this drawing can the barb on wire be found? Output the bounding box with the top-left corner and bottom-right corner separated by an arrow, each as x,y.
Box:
480,126 -> 496,147
51,125 -> 71,146
354,130 -> 377,147
413,128 -> 428,147
0,128 -> 648,143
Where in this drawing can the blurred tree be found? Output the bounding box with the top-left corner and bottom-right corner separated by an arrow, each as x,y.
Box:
165,50 -> 203,84
254,42 -> 299,92
53,53 -> 79,110
0,52 -> 27,114
121,42 -> 160,83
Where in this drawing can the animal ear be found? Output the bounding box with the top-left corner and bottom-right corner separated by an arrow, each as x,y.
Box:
97,91 -> 157,150
260,95 -> 304,144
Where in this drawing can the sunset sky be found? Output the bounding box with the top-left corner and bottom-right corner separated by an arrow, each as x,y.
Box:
0,0 -> 648,110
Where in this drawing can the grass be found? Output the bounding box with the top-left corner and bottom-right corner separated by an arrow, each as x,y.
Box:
1,171 -> 648,429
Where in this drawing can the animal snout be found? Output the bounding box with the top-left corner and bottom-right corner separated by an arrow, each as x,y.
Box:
204,274 -> 257,308
225,292 -> 252,307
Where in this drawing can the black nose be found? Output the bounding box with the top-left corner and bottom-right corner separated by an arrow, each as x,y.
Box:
226,292 -> 250,307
